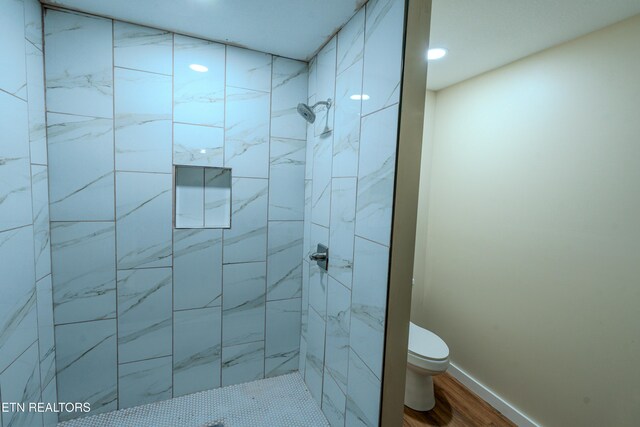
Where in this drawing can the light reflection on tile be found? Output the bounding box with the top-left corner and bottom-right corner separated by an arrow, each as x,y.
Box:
174,123 -> 224,167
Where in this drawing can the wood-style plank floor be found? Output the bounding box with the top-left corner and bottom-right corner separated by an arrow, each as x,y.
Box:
403,373 -> 516,427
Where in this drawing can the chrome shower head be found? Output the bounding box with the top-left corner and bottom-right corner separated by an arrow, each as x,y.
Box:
297,103 -> 316,123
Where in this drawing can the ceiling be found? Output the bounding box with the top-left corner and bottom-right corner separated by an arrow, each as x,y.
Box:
42,0 -> 366,61
427,0 -> 640,90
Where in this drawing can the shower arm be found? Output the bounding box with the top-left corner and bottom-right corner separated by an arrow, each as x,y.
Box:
311,99 -> 332,110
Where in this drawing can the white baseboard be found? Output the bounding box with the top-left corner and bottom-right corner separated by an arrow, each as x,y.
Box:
447,363 -> 541,427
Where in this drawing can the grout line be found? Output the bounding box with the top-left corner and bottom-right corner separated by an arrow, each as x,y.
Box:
0,86 -> 28,102
113,65 -> 172,77
171,30 -> 176,398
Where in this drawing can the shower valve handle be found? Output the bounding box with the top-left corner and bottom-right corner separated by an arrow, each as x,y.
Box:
309,252 -> 327,261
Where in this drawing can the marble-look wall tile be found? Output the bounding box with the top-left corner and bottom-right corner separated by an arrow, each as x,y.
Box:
204,167 -> 232,228
298,334 -> 307,375
355,104 -> 398,247
115,68 -> 172,173
301,260 -> 310,338
0,91 -> 32,231
267,221 -> 303,301
304,96 -> 316,180
221,341 -> 264,387
117,268 -> 172,363
174,123 -> 224,167
31,165 -> 51,281
51,221 -> 116,324
47,112 -> 114,221
0,343 -> 43,427
303,180 -> 313,258
24,0 -> 43,50
350,238 -> 388,379
41,375 -> 58,427
328,178 -> 357,288
26,41 -> 48,166
114,22 -> 172,75
116,172 -> 172,269
309,224 -> 329,318
362,0 -> 404,116
226,46 -> 272,93
322,367 -> 346,427
325,277 -> 351,394
44,10 -> 113,118
174,35 -> 225,127
265,298 -> 301,377
175,166 -> 204,228
308,56 -> 317,100
271,57 -> 308,140
222,262 -> 266,347
0,0 -> 27,99
36,275 -> 56,390
173,229 -> 222,310
332,61 -> 363,178
345,349 -> 381,427
55,319 -> 118,421
223,178 -> 268,264
336,8 -> 365,76
315,38 -> 337,138
311,132 -> 332,228
173,307 -> 221,397
118,356 -> 172,409
305,307 -> 326,406
269,138 -> 306,220
225,86 -> 270,178
0,227 -> 37,373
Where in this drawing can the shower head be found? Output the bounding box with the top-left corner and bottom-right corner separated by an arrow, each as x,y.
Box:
296,98 -> 332,124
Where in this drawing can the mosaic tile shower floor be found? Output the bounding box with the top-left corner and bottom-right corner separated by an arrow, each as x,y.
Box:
58,373 -> 329,427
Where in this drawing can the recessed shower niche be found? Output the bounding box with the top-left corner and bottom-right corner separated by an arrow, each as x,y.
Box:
174,165 -> 232,229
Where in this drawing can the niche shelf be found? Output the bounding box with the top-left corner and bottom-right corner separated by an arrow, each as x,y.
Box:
174,165 -> 232,229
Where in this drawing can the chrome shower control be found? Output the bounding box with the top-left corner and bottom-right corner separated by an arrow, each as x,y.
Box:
309,244 -> 329,271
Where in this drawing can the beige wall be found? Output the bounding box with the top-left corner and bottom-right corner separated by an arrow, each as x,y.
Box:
412,14 -> 640,427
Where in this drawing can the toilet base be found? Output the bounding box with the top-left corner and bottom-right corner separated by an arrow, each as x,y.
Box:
404,367 -> 436,411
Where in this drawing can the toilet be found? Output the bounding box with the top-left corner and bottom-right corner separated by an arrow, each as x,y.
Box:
405,322 -> 450,411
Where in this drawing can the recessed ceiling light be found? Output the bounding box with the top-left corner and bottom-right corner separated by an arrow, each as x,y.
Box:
350,94 -> 370,101
427,48 -> 448,60
189,64 -> 209,72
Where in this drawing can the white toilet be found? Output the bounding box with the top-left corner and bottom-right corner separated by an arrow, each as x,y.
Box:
405,322 -> 450,411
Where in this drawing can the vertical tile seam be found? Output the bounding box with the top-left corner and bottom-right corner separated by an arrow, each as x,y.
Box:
111,17 -> 120,411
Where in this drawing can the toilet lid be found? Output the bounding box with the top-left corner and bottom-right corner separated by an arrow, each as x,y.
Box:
408,322 -> 449,361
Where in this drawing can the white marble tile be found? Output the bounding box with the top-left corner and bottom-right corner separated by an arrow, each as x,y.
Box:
267,221 -> 303,301
0,226 -> 37,373
309,224 -> 329,319
222,262 -> 266,346
299,334 -> 307,375
265,298 -> 301,378
51,221 -> 116,324
308,56 -> 317,99
269,137 -> 306,220
325,277 -> 351,395
350,237 -> 388,380
225,86 -> 270,178
0,343 -> 43,427
174,123 -> 224,167
355,104 -> 398,246
303,179 -> 313,258
226,46 -> 272,93
116,172 -> 172,269
305,307 -> 326,406
0,91 -> 32,231
305,102 -> 316,180
322,368 -> 346,427
47,112 -> 114,221
222,341 -> 265,387
223,178 -> 268,264
44,10 -> 113,118
55,319 -> 118,421
36,275 -> 56,390
26,41 -> 48,165
31,166 -> 50,281
117,268 -> 172,363
312,133 -> 333,228
118,356 -> 172,409
205,167 -> 232,228
328,178 -> 357,288
173,229 -> 222,310
173,307 -> 222,397
114,22 -> 172,75
271,57 -> 308,140
337,7 -> 365,76
315,38 -> 336,138
41,374 -> 58,427
362,0 -> 405,116
333,60 -> 363,178
301,260 -> 310,339
24,0 -> 43,50
345,349 -> 381,427
174,35 -> 225,127
175,166 -> 204,228
0,0 -> 27,99
115,68 -> 172,173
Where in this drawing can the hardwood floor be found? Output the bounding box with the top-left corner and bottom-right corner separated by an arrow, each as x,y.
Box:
403,373 -> 516,427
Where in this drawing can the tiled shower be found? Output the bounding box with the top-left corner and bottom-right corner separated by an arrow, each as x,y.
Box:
0,0 -> 406,425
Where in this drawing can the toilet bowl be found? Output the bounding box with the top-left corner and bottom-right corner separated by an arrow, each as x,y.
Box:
405,322 -> 450,411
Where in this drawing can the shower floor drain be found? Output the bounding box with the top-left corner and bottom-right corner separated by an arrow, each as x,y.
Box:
201,423 -> 223,427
